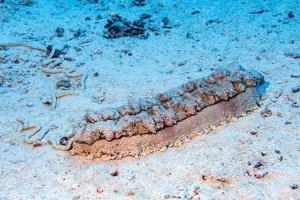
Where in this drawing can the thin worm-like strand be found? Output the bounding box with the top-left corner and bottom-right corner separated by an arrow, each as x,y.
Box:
0,43 -> 47,53
56,92 -> 79,99
51,93 -> 57,110
41,58 -> 58,67
65,72 -> 83,78
28,126 -> 42,139
81,73 -> 88,90
48,46 -> 56,59
16,119 -> 37,132
40,66 -> 65,74
47,59 -> 62,68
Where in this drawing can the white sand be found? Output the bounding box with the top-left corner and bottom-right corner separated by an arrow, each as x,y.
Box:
0,0 -> 300,199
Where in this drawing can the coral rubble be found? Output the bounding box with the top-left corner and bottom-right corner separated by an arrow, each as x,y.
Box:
103,13 -> 155,39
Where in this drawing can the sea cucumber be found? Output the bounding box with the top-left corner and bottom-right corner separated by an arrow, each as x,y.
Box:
70,66 -> 266,160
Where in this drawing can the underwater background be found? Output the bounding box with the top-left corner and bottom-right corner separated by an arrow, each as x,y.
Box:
0,0 -> 300,199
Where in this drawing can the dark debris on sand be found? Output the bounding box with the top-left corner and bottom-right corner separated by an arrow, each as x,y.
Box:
132,0 -> 146,7
46,45 -> 63,58
103,14 -> 156,39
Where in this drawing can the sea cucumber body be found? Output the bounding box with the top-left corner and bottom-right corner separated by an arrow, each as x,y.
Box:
71,67 -> 265,160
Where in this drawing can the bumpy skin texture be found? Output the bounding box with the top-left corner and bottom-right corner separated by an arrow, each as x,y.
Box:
71,67 -> 265,160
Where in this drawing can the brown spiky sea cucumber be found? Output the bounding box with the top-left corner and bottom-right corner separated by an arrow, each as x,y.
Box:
69,66 -> 266,160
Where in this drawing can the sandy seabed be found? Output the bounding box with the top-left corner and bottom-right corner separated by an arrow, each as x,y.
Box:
0,0 -> 300,199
